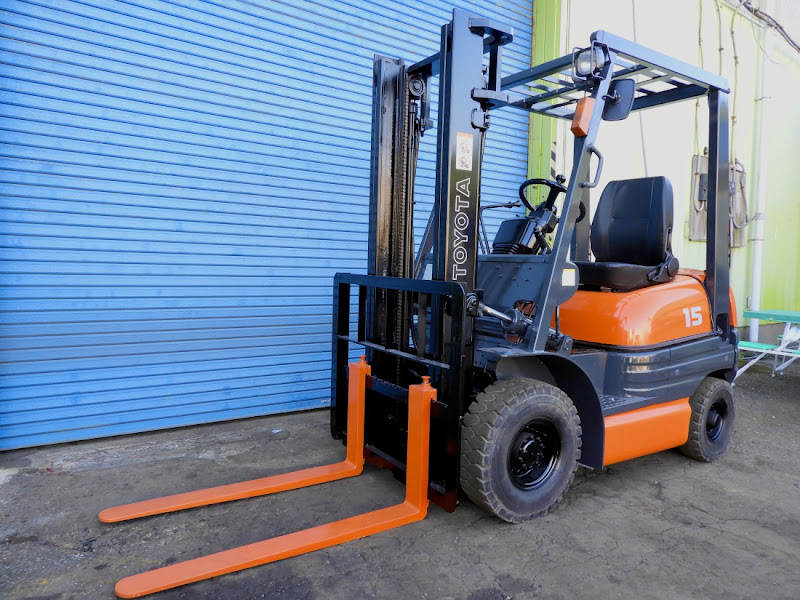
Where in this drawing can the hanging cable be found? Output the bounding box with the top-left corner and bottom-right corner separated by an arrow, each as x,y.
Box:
693,0 -> 704,156
728,2 -> 753,237
741,0 -> 800,54
691,0 -> 705,224
631,0 -> 648,177
748,5 -> 774,60
729,0 -> 745,163
714,0 -> 725,74
559,0 -> 573,185
476,128 -> 489,253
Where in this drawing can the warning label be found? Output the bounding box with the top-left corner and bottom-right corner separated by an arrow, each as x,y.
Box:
456,132 -> 473,171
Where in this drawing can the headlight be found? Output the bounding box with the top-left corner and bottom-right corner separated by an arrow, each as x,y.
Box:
573,46 -> 606,78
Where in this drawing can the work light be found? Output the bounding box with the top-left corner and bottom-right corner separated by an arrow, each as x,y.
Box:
573,45 -> 606,79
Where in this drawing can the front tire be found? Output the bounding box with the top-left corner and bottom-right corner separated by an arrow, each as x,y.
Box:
460,378 -> 581,522
680,377 -> 735,462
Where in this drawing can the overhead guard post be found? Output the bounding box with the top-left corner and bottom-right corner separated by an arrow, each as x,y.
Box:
113,375 -> 435,598
99,357 -> 370,523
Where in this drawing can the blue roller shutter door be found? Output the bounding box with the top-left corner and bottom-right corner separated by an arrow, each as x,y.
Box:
0,0 -> 532,450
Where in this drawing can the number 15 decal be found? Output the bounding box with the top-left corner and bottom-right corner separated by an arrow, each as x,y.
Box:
682,306 -> 703,327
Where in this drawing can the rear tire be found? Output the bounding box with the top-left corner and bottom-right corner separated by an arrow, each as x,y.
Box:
680,377 -> 735,462
460,378 -> 581,522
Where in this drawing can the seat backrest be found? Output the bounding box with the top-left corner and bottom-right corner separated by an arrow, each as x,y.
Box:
590,176 -> 673,266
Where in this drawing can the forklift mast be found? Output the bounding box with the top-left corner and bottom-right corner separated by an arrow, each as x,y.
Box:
366,12 -> 512,362
332,12 -> 514,509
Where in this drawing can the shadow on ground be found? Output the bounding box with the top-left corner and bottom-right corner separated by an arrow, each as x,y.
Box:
1,362 -> 798,600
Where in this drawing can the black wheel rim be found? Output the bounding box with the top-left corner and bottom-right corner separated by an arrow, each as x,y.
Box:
507,418 -> 561,490
706,399 -> 728,443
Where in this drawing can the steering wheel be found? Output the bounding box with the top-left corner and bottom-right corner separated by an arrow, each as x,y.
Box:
518,175 -> 567,212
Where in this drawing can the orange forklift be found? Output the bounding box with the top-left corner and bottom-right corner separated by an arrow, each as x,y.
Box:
101,9 -> 738,597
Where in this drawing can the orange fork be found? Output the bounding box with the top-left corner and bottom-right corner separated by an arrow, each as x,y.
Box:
103,361 -> 437,599
99,357 -> 371,524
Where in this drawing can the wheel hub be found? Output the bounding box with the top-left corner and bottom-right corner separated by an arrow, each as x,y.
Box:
706,399 -> 728,443
508,419 -> 561,490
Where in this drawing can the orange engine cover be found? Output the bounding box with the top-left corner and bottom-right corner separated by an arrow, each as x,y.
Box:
557,274 -> 712,347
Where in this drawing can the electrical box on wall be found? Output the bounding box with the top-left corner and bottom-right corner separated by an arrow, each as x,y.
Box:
689,154 -> 709,241
688,153 -> 748,247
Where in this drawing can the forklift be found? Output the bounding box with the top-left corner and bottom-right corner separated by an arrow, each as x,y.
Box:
100,9 -> 738,597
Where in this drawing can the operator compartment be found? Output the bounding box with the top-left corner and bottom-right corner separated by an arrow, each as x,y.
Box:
553,175 -> 714,347
557,274 -> 712,347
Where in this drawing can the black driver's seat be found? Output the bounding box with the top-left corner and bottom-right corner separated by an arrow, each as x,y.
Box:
574,176 -> 679,292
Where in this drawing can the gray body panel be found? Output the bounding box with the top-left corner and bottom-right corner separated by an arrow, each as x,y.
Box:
476,333 -> 736,415
475,329 -> 737,469
477,255 -> 579,314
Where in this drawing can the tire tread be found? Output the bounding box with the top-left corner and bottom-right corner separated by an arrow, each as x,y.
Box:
679,377 -> 734,462
460,378 -> 581,522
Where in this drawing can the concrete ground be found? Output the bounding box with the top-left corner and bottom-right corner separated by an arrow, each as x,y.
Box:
2,362 -> 798,600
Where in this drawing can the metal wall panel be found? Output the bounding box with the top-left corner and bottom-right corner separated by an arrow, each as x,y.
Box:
0,0 -> 532,449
